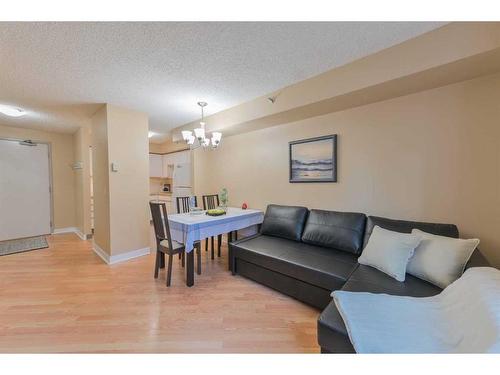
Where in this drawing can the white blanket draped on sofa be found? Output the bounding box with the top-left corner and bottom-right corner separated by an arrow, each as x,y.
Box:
333,267 -> 500,353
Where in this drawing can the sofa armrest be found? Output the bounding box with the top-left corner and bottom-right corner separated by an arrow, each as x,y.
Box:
229,233 -> 261,247
228,234 -> 262,273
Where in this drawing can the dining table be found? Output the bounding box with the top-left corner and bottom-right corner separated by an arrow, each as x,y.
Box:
168,207 -> 264,286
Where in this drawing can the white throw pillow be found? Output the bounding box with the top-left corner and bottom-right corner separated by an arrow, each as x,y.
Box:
358,226 -> 422,282
407,229 -> 479,288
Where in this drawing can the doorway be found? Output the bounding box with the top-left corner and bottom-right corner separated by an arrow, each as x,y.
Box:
89,145 -> 94,233
0,138 -> 53,241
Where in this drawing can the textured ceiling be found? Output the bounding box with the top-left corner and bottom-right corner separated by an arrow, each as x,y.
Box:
0,22 -> 445,140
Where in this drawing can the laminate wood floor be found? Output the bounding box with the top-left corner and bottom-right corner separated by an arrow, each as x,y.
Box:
0,233 -> 320,353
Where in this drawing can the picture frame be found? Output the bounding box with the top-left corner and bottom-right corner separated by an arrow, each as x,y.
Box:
289,134 -> 337,183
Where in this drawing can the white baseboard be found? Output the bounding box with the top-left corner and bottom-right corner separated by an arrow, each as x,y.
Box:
92,241 -> 150,265
109,247 -> 150,265
75,229 -> 88,240
52,227 -> 78,234
53,227 -> 90,240
92,241 -> 110,263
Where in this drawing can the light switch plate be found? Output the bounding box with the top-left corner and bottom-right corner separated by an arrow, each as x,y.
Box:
72,161 -> 83,170
111,162 -> 119,172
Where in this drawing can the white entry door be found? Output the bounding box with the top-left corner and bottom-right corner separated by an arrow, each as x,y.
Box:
0,139 -> 52,241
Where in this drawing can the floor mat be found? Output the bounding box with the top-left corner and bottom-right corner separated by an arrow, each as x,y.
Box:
0,236 -> 49,256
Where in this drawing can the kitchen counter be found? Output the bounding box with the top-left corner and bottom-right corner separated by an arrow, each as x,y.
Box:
150,193 -> 172,199
149,192 -> 174,214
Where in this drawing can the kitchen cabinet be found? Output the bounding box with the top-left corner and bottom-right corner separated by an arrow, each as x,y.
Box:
149,154 -> 163,177
150,150 -> 192,178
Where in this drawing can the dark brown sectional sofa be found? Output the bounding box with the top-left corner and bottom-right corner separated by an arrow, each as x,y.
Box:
228,204 -> 489,353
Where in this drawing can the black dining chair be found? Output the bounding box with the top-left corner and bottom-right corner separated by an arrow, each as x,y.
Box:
150,201 -> 201,286
176,196 -> 198,214
202,194 -> 224,259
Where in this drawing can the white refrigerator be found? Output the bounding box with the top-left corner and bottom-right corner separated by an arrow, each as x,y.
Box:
172,162 -> 193,204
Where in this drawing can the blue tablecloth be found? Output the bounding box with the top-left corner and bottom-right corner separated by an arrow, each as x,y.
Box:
168,207 -> 264,252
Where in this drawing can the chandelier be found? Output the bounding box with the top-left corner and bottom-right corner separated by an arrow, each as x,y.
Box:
181,102 -> 222,149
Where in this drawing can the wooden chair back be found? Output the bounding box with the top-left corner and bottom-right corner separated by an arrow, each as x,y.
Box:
176,196 -> 198,213
149,201 -> 173,250
202,194 -> 220,210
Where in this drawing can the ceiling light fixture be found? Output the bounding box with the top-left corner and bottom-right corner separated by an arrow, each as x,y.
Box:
181,102 -> 222,150
0,104 -> 26,117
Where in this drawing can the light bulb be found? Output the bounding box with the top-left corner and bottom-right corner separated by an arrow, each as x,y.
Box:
211,132 -> 222,147
194,127 -> 205,140
187,135 -> 195,145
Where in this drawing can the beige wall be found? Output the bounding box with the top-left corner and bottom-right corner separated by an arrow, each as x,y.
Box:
91,104 -> 150,257
73,125 -> 92,237
0,124 -> 76,230
107,104 -> 150,256
91,106 -> 111,252
194,73 -> 500,267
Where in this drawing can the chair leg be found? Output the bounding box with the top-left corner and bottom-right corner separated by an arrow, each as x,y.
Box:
211,236 -> 215,260
181,251 -> 185,268
218,234 -> 222,257
178,253 -> 182,260
154,251 -> 160,279
160,252 -> 165,269
205,238 -> 208,252
166,254 -> 173,287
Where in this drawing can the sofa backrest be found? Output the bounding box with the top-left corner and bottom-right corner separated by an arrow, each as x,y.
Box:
260,204 -> 309,242
302,209 -> 367,254
363,215 -> 459,248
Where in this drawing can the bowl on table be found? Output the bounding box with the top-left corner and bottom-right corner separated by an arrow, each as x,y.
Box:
189,207 -> 205,216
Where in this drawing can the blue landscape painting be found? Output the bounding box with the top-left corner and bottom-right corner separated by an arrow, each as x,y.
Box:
290,137 -> 335,181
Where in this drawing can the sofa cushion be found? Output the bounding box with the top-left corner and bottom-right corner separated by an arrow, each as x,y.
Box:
363,215 -> 459,248
260,204 -> 309,241
232,235 -> 359,291
301,209 -> 366,254
358,226 -> 422,282
407,229 -> 480,289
